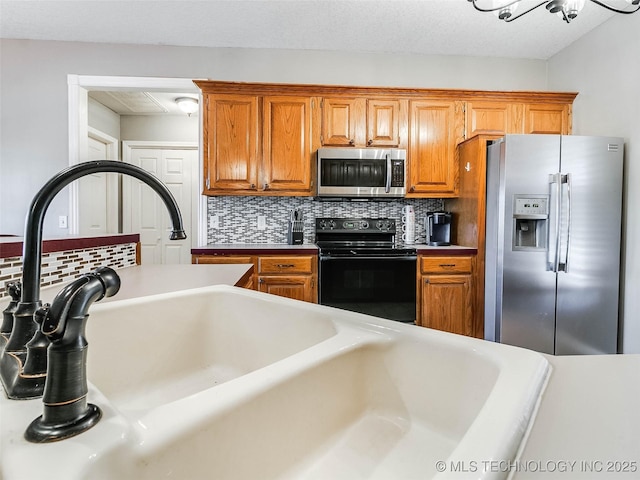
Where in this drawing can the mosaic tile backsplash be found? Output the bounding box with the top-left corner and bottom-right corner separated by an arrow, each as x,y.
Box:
0,243 -> 138,299
206,197 -> 444,245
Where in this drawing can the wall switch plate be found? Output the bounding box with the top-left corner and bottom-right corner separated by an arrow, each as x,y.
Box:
210,215 -> 220,229
58,215 -> 68,228
257,215 -> 266,230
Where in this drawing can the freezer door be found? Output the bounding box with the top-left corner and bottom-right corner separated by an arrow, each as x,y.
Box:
555,136 -> 623,355
490,135 -> 560,354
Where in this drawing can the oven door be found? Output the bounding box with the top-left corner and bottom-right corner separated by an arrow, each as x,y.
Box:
319,254 -> 417,323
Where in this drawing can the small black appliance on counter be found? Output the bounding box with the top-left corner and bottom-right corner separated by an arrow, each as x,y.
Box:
427,212 -> 452,246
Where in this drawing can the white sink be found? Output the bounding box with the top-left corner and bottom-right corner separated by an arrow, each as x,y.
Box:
1,286 -> 550,480
85,286 -> 339,418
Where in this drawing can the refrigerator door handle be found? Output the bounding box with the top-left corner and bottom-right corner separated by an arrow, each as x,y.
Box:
559,173 -> 572,273
548,173 -> 561,272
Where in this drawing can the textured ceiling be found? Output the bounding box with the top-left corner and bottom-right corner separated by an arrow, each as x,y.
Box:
0,0 -> 631,60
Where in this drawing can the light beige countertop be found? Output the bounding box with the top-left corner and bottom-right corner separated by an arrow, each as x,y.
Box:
512,354 -> 640,479
2,264 -> 253,307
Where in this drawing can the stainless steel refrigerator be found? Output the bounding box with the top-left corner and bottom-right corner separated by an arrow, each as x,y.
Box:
484,134 -> 624,355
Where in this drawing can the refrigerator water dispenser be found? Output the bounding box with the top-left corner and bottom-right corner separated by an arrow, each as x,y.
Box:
512,196 -> 548,251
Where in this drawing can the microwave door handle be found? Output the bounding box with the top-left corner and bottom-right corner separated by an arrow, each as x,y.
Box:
385,154 -> 392,193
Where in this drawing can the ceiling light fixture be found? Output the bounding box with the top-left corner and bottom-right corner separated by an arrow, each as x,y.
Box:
468,0 -> 639,23
175,97 -> 199,116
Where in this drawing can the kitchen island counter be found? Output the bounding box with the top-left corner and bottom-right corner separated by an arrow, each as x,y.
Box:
511,353 -> 640,479
2,265 -> 639,478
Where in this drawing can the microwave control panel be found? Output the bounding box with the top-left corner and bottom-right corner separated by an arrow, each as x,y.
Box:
391,160 -> 405,187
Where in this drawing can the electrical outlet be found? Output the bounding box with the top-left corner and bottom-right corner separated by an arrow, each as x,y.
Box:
210,215 -> 220,229
58,215 -> 68,229
257,215 -> 266,230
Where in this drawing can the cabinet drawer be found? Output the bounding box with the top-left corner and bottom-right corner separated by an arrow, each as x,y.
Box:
258,256 -> 314,274
193,255 -> 254,265
420,256 -> 472,274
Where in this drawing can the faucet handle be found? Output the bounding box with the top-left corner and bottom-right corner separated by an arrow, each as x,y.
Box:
6,281 -> 21,302
34,303 -> 50,325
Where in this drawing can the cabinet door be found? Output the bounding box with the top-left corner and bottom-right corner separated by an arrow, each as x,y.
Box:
321,98 -> 360,146
408,100 -> 464,196
524,103 -> 571,134
262,96 -> 313,193
204,94 -> 259,193
367,99 -> 400,147
258,275 -> 314,302
466,101 -> 524,136
421,274 -> 472,336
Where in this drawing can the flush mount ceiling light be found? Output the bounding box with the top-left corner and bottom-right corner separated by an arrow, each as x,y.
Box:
175,97 -> 199,116
468,0 -> 639,23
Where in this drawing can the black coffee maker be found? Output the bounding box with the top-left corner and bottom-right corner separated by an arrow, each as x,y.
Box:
427,212 -> 452,246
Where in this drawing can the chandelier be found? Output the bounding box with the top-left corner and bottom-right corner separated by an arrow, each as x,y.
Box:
468,0 -> 640,23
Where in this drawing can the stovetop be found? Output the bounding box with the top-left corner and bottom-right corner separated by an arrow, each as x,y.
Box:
315,217 -> 417,256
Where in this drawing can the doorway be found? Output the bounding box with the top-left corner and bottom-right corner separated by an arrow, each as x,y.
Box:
68,75 -> 206,260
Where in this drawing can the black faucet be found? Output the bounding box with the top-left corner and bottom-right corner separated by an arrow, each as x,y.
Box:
0,160 -> 186,399
25,267 -> 120,443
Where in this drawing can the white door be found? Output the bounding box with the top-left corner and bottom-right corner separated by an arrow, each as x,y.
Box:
123,147 -> 196,265
78,130 -> 119,235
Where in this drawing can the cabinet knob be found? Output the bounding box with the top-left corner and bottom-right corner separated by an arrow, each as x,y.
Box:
349,139 -> 355,146
367,139 -> 373,146
424,278 -> 430,284
250,183 -> 256,189
264,183 -> 269,190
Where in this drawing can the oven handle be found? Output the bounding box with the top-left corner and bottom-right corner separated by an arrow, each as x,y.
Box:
320,255 -> 417,261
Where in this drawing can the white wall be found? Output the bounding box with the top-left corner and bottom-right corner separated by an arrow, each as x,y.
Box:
0,39 -> 547,236
88,97 -> 120,140
121,115 -> 198,142
547,16 -> 640,353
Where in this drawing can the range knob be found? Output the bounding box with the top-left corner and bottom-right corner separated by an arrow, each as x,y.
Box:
360,220 -> 369,229
318,220 -> 327,230
328,220 -> 337,230
376,220 -> 392,231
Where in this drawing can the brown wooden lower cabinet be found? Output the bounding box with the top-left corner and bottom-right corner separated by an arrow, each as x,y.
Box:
417,255 -> 474,337
192,253 -> 317,303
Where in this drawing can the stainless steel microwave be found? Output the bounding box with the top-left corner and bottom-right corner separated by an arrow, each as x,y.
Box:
316,148 -> 407,199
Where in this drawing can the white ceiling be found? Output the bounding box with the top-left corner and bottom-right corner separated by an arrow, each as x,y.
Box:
0,0 -> 630,61
88,91 -> 199,115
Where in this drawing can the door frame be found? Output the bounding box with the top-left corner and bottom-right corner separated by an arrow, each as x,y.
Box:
122,141 -> 199,253
86,127 -> 119,234
67,74 -> 206,245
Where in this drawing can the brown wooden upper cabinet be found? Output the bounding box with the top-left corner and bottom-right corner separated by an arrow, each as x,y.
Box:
407,100 -> 465,197
465,100 -> 571,137
523,103 -> 572,134
321,97 -> 402,147
196,81 -> 576,198
465,101 -> 520,137
262,96 -> 313,193
202,92 -> 315,196
204,94 -> 259,192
